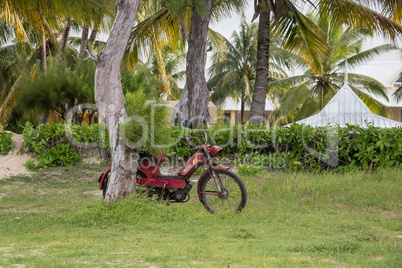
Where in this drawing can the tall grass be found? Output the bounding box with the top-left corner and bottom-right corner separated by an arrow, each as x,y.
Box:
0,164 -> 401,267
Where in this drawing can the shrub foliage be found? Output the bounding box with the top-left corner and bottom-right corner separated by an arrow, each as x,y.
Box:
169,123 -> 402,173
11,120 -> 402,173
0,124 -> 13,155
21,122 -> 108,169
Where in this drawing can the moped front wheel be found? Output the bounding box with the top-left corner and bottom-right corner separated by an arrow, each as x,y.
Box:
199,169 -> 247,213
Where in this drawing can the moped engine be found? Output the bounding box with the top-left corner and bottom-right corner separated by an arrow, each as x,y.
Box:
171,183 -> 192,202
173,190 -> 186,202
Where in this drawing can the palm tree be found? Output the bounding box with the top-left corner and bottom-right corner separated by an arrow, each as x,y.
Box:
147,44 -> 186,100
268,11 -> 399,125
248,0 -> 402,125
0,0 -> 113,124
208,15 -> 305,123
207,16 -> 258,123
126,1 -> 186,100
128,0 -> 246,127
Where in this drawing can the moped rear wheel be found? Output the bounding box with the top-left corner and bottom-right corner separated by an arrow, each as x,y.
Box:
199,169 -> 247,213
101,171 -> 110,199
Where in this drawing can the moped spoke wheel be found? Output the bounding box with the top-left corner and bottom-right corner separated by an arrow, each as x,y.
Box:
199,169 -> 247,213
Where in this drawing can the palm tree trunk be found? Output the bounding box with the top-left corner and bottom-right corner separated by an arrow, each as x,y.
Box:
154,44 -> 170,100
241,91 -> 245,123
88,28 -> 98,47
60,18 -> 71,52
181,0 -> 213,128
248,3 -> 270,125
79,25 -> 89,59
95,0 -> 141,203
40,29 -> 47,73
38,29 -> 48,125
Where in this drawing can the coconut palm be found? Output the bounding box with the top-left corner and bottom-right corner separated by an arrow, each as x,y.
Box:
208,15 -> 306,123
128,0 -> 246,126
126,1 -> 187,100
248,0 -> 402,125
268,11 -> 399,125
147,44 -> 186,100
207,17 -> 258,123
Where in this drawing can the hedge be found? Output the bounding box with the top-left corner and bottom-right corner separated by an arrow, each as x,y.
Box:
3,122 -> 401,172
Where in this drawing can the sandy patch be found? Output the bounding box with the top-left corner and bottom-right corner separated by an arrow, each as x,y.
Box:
0,132 -> 34,180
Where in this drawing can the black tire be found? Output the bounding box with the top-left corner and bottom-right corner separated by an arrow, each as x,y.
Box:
199,169 -> 247,213
101,171 -> 110,199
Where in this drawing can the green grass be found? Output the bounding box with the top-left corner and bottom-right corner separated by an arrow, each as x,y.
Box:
0,162 -> 401,267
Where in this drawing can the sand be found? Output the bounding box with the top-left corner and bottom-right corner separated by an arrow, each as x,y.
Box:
0,132 -> 34,180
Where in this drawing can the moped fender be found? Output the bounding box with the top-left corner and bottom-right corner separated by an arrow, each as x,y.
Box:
98,167 -> 111,189
197,166 -> 230,200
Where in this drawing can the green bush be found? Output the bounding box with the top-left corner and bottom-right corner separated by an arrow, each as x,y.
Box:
0,125 -> 13,155
66,122 -> 109,150
168,123 -> 402,172
18,118 -> 401,172
21,122 -> 108,169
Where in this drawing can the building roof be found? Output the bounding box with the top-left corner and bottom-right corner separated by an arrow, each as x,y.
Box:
292,83 -> 402,128
292,62 -> 402,129
221,97 -> 276,111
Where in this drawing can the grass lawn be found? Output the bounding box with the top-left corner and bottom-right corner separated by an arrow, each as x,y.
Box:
0,161 -> 401,267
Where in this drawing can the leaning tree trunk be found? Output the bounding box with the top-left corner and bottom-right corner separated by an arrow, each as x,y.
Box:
172,0 -> 212,128
95,0 -> 141,203
248,3 -> 270,125
79,25 -> 89,59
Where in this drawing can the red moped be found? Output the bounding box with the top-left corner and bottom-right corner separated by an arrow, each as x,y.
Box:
98,130 -> 247,212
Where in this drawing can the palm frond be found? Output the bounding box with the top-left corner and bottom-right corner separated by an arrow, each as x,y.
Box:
211,0 -> 247,22
295,94 -> 320,121
273,7 -> 327,74
268,75 -> 309,93
207,28 -> 227,53
127,7 -> 181,67
0,0 -> 29,42
351,85 -> 390,117
393,84 -> 402,102
347,73 -> 389,101
320,0 -> 402,39
337,44 -> 399,70
279,81 -> 311,116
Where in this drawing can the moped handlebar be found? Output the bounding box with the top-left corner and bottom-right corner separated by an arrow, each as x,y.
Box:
180,130 -> 208,149
197,129 -> 207,141
180,136 -> 201,149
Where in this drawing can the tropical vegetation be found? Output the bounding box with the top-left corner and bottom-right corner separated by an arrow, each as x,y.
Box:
1,0 -> 401,202
207,16 -> 258,123
0,0 -> 114,124
268,11 -> 399,124
248,0 -> 402,124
